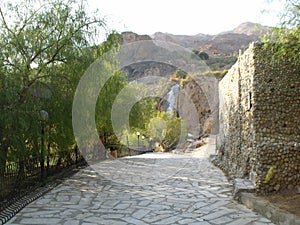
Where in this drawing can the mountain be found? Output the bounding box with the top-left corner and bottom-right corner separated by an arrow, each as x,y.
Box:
229,22 -> 270,36
151,22 -> 271,56
120,22 -> 272,75
151,32 -> 211,49
118,23 -> 271,138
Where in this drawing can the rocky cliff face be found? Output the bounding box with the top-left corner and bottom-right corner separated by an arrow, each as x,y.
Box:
122,61 -> 177,81
121,31 -> 152,44
121,22 -> 269,56
180,76 -> 219,136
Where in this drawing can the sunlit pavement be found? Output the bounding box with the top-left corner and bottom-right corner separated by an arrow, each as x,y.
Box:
7,136 -> 274,225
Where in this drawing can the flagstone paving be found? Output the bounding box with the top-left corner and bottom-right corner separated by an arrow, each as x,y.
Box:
6,139 -> 274,225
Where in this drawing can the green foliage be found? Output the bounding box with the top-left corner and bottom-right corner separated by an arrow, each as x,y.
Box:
148,116 -> 167,143
98,31 -> 123,54
174,70 -> 188,79
170,69 -> 188,83
129,96 -> 157,132
0,0 -> 110,165
202,70 -> 228,78
206,56 -> 237,70
192,49 -> 200,56
147,111 -> 185,150
199,51 -> 209,60
96,70 -> 128,146
280,0 -> 299,29
120,130 -> 148,148
263,27 -> 299,64
115,87 -> 185,151
192,49 -> 209,60
170,70 -> 192,87
262,0 -> 300,65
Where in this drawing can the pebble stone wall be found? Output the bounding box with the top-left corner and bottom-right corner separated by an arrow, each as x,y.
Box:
216,42 -> 300,192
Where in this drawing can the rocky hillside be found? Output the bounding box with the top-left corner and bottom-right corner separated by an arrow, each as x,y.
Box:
121,31 -> 152,44
120,22 -> 271,70
119,22 -> 271,139
151,22 -> 271,56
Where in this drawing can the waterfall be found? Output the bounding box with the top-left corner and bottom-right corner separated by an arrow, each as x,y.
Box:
166,84 -> 180,113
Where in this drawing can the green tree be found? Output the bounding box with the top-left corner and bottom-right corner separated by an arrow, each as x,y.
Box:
0,0 -> 108,166
147,111 -> 184,151
192,49 -> 200,56
174,70 -> 188,79
192,49 -> 209,60
96,70 -> 128,147
129,97 -> 157,135
199,51 -> 209,60
263,0 -> 299,63
107,80 -> 158,148
91,32 -> 125,147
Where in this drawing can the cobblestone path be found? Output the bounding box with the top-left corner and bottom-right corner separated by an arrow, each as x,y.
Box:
7,145 -> 274,225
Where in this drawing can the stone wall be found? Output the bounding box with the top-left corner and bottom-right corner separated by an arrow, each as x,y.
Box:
217,42 -> 300,192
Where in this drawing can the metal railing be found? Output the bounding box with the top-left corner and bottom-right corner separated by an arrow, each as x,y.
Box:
0,149 -> 86,214
0,144 -> 154,224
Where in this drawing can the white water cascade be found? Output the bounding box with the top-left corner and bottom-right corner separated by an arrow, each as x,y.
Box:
166,84 -> 180,114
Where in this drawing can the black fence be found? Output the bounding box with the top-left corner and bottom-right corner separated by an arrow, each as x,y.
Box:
110,144 -> 154,158
0,144 -> 154,224
0,148 -> 86,214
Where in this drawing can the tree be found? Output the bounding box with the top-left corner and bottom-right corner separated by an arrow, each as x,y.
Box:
173,70 -> 188,79
192,49 -> 209,60
0,0 -> 108,165
96,70 -> 128,147
129,96 -> 157,135
263,0 -> 299,63
147,111 -> 184,151
199,51 -> 209,60
192,49 -> 200,56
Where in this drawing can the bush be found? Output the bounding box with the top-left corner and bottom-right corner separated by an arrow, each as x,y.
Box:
198,51 -> 209,60
192,49 -> 209,60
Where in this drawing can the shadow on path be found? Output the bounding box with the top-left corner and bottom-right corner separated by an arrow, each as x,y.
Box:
6,136 -> 273,225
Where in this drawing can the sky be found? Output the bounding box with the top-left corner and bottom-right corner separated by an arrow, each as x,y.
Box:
88,0 -> 285,35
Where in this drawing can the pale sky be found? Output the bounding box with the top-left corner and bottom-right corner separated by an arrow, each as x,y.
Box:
88,0 -> 285,35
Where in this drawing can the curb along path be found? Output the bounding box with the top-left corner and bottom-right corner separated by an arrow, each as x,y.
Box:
6,138 -> 274,225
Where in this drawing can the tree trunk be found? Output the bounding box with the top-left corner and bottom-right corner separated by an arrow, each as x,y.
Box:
0,140 -> 9,177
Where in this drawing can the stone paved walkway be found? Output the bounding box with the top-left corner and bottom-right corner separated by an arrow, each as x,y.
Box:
7,138 -> 274,225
